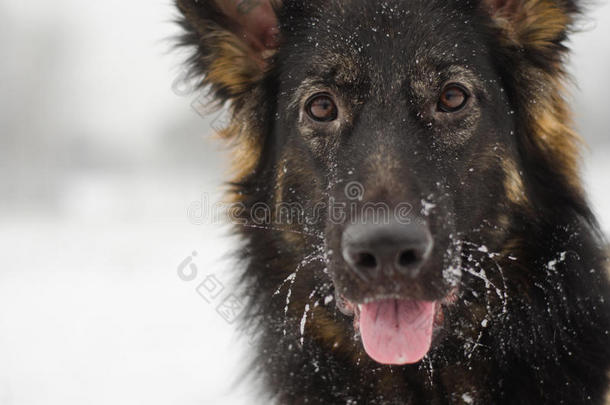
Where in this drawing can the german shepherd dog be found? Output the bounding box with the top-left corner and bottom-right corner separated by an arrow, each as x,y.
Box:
175,0 -> 610,403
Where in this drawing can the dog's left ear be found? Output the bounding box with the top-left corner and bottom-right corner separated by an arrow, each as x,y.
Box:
480,0 -> 579,57
176,1 -> 284,181
480,0 -> 586,198
176,0 -> 281,102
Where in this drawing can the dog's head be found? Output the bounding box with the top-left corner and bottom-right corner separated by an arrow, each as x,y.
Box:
177,0 -> 584,365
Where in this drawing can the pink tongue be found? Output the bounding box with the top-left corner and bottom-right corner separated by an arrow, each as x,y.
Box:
359,299 -> 436,365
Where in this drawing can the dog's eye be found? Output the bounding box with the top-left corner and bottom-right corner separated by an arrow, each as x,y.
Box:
306,93 -> 338,122
438,84 -> 469,113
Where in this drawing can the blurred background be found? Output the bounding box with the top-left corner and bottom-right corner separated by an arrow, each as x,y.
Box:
0,1 -> 608,404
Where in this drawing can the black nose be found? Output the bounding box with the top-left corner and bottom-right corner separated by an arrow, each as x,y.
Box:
341,221 -> 433,280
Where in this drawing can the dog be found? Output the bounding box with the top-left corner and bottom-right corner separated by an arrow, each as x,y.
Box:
175,0 -> 610,403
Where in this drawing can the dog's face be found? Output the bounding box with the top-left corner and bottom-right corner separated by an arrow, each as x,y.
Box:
177,0 -> 581,366
272,0 -> 517,364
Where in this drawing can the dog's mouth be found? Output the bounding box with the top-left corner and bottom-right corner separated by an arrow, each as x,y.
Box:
329,218 -> 461,364
336,292 -> 457,365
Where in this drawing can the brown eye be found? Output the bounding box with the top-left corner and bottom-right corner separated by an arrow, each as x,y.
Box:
438,84 -> 469,112
306,93 -> 338,122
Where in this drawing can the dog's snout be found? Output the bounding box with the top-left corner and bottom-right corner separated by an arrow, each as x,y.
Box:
341,221 -> 433,280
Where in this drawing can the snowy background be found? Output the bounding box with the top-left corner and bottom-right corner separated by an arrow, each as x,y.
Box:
0,1 -> 608,404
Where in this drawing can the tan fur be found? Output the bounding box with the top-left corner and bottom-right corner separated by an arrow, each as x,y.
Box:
220,119 -> 262,191
206,32 -> 263,96
177,0 -> 273,193
526,70 -> 584,190
273,161 -> 308,247
503,157 -> 529,207
205,32 -> 266,185
308,306 -> 363,363
489,0 -> 569,49
486,0 -> 584,194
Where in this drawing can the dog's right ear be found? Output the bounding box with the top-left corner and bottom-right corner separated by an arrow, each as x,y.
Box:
176,0 -> 281,103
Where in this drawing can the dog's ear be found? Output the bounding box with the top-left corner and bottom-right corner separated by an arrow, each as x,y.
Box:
480,0 -> 579,58
480,0 -> 586,202
176,1 -> 284,183
176,0 -> 281,102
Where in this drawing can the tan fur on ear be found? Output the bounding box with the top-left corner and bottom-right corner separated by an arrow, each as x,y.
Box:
482,0 -> 585,194
526,71 -> 583,191
176,0 -> 282,192
487,0 -> 570,50
206,30 -> 264,97
177,0 -> 273,98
